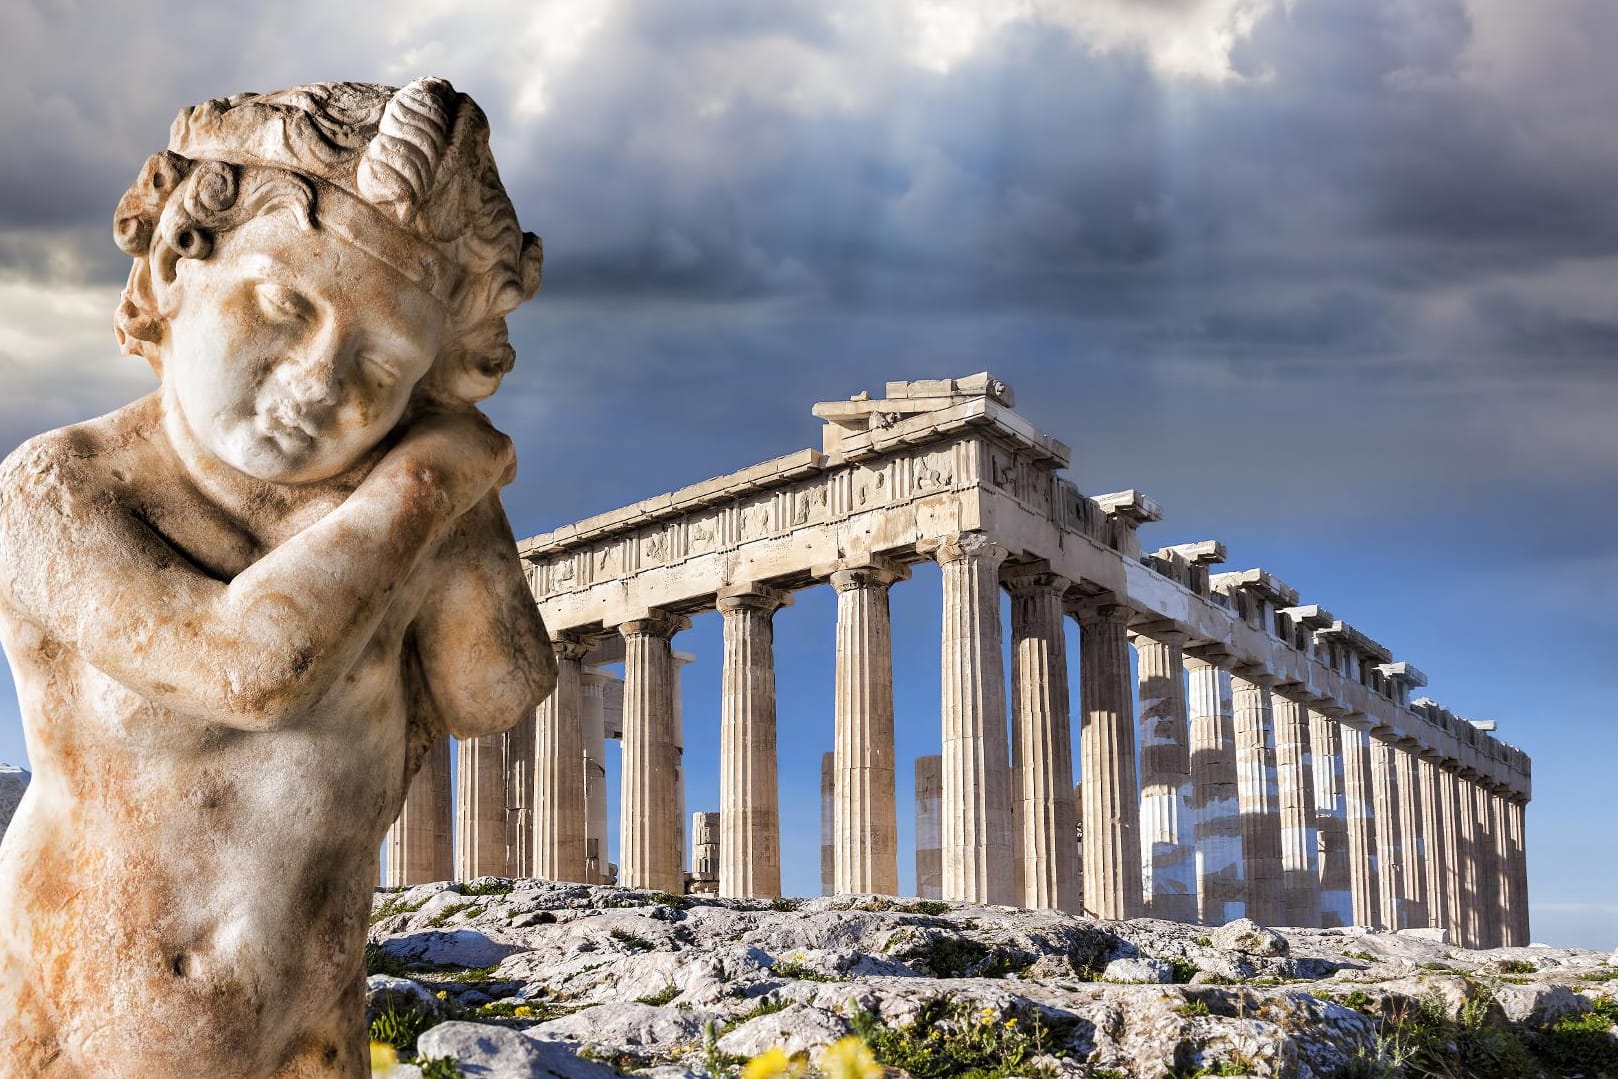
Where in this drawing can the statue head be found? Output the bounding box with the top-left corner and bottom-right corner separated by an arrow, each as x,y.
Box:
111,78 -> 542,483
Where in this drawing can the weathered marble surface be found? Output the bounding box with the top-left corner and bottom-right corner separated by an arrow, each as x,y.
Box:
366,881 -> 1618,1079
0,78 -> 552,1078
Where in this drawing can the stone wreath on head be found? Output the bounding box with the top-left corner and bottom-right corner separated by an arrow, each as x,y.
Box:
111,77 -> 543,405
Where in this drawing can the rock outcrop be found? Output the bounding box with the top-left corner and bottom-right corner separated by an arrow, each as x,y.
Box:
367,880 -> 1618,1078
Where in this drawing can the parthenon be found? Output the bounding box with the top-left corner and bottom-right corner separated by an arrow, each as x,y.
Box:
384,374 -> 1532,948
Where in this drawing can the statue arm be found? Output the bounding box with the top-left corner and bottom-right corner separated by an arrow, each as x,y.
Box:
0,430 -> 468,731
411,492 -> 556,740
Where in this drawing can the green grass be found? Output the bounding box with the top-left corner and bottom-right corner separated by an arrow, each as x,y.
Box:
371,892 -> 431,925
458,879 -> 515,897
363,941 -> 415,978
1495,958 -> 1537,975
768,896 -> 801,912
770,958 -> 838,982
368,1005 -> 434,1053
423,902 -> 481,929
900,900 -> 953,916
413,1056 -> 464,1079
902,935 -> 1035,979
1174,999 -> 1212,1018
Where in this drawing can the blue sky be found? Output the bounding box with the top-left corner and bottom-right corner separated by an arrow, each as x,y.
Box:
1,0 -> 1615,948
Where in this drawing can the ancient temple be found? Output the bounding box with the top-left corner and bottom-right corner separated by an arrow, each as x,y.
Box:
384,374 -> 1531,948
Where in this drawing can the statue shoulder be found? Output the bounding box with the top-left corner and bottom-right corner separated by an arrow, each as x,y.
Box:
0,396 -> 161,498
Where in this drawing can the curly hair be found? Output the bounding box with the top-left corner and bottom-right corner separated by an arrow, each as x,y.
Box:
112,77 -> 542,405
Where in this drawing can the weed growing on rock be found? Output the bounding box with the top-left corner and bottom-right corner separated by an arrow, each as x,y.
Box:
368,1005 -> 432,1053
363,941 -> 415,978
371,893 -> 430,925
637,984 -> 680,1006
768,897 -> 801,912
900,900 -> 952,916
645,891 -> 692,909
901,935 -> 1035,979
1347,988 -> 1539,1077
1494,959 -> 1536,975
1174,999 -> 1212,1018
1169,959 -> 1200,984
770,957 -> 838,982
610,927 -> 656,951
423,902 -> 480,929
457,879 -> 514,897
848,997 -> 1063,1079
413,1056 -> 464,1079
1522,997 -> 1618,1077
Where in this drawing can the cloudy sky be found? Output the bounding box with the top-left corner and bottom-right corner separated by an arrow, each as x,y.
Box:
2,0 -> 1615,946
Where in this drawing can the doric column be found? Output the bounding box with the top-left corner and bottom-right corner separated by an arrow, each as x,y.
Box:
1416,752 -> 1448,931
717,583 -> 791,899
618,610 -> 689,893
1490,788 -> 1515,946
1340,720 -> 1383,928
581,668 -> 611,883
1507,796 -> 1530,946
1187,648 -> 1244,924
1231,667 -> 1283,926
673,653 -> 691,877
454,731 -> 509,881
1273,688 -> 1320,928
1473,779 -> 1502,948
915,755 -> 943,900
830,560 -> 907,896
1308,705 -> 1352,928
1006,566 -> 1080,913
385,734 -> 453,886
928,533 -> 1015,905
819,751 -> 834,896
1394,740 -> 1428,930
1074,598 -> 1144,920
504,709 -> 536,879
690,812 -> 720,895
1455,769 -> 1482,947
1131,623 -> 1195,923
534,635 -> 591,883
1369,733 -> 1405,929
1435,762 -> 1465,941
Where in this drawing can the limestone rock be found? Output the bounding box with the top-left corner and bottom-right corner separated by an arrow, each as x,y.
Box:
0,763 -> 28,840
530,1002 -> 711,1049
414,1022 -> 620,1079
716,1002 -> 852,1057
1103,958 -> 1175,984
366,974 -> 448,1027
1492,982 -> 1593,1027
381,929 -> 526,970
1210,918 -> 1289,957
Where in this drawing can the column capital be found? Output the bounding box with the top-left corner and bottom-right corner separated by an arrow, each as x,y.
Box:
716,582 -> 794,616
823,557 -> 909,592
552,632 -> 594,663
1338,710 -> 1374,732
1230,663 -> 1278,688
618,609 -> 691,640
1066,595 -> 1132,627
1001,561 -> 1072,598
1183,641 -> 1238,670
1308,699 -> 1348,719
1271,681 -> 1315,703
1127,617 -> 1188,648
918,530 -> 1009,568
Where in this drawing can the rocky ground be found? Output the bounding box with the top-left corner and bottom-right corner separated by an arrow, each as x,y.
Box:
365,880 -> 1618,1079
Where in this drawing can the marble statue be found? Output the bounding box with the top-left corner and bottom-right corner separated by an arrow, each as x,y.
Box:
0,79 -> 555,1077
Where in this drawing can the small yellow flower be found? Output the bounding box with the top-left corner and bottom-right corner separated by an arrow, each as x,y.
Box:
977,1007 -> 997,1025
1003,1018 -> 1018,1028
369,1040 -> 399,1075
742,1046 -> 794,1079
513,1004 -> 535,1018
820,1035 -> 882,1079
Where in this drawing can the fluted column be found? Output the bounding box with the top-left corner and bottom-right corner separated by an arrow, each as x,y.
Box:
1474,779 -> 1502,948
385,734 -> 453,886
454,731 -> 509,881
619,610 -> 689,893
915,755 -> 943,900
1490,788 -> 1515,947
1417,752 -> 1448,931
1188,650 -> 1244,924
1456,769 -> 1482,947
1132,625 -> 1195,923
1273,688 -> 1320,928
831,560 -> 907,896
819,751 -> 834,896
1369,733 -> 1405,929
1507,797 -> 1530,946
1394,740 -> 1428,929
1308,705 -> 1352,928
534,635 -> 590,883
1436,763 -> 1465,941
1231,667 -> 1283,926
581,669 -> 611,883
717,583 -> 790,899
1074,599 -> 1144,920
1006,567 -> 1080,912
929,533 -> 1014,905
1341,721 -> 1383,928
504,709 -> 536,878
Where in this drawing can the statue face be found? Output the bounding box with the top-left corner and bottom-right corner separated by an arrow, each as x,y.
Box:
162,211 -> 447,484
